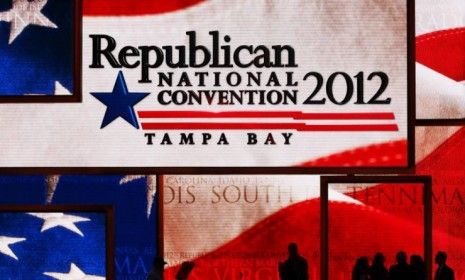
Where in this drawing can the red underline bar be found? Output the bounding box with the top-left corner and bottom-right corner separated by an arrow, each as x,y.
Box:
140,122 -> 399,132
137,111 -> 395,120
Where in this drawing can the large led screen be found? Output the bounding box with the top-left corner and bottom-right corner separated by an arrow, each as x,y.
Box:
0,0 -> 411,170
327,182 -> 426,280
163,175 -> 321,279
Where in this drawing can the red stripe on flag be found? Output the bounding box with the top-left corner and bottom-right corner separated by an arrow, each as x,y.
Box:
83,0 -> 206,16
416,28 -> 465,82
137,111 -> 396,120
165,199 -> 431,280
298,139 -> 407,167
140,122 -> 398,131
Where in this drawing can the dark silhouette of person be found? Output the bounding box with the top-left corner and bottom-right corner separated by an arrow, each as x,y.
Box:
352,256 -> 370,280
175,261 -> 195,280
278,243 -> 309,280
369,253 -> 389,280
147,256 -> 167,280
388,251 -> 413,280
410,255 -> 426,280
434,251 -> 455,280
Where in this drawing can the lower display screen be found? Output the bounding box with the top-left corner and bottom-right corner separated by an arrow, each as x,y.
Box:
163,175 -> 322,279
328,182 -> 425,280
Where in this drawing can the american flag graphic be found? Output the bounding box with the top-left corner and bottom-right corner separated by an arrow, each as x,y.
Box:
0,0 -> 75,96
0,175 -> 158,280
0,0 -> 409,167
0,211 -> 106,279
416,0 -> 465,120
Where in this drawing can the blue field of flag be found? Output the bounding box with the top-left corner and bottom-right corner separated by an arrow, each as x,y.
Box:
0,175 -> 158,280
0,211 -> 106,279
0,0 -> 74,96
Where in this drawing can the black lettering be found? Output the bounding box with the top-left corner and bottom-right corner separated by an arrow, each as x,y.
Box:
187,31 -> 211,67
145,133 -> 156,145
161,133 -> 172,145
202,133 -> 212,145
217,133 -> 229,145
138,46 -> 164,83
282,133 -> 293,145
89,34 -> 121,68
118,46 -> 140,68
264,133 -> 276,145
179,133 -> 195,145
247,133 -> 258,145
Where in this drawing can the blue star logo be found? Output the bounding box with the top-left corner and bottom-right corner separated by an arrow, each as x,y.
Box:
91,71 -> 150,129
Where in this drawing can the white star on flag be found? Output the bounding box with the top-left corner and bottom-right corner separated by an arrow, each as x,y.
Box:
0,236 -> 26,260
120,175 -> 157,218
44,263 -> 105,280
46,175 -> 61,203
54,81 -> 72,95
27,213 -> 91,237
0,0 -> 57,44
